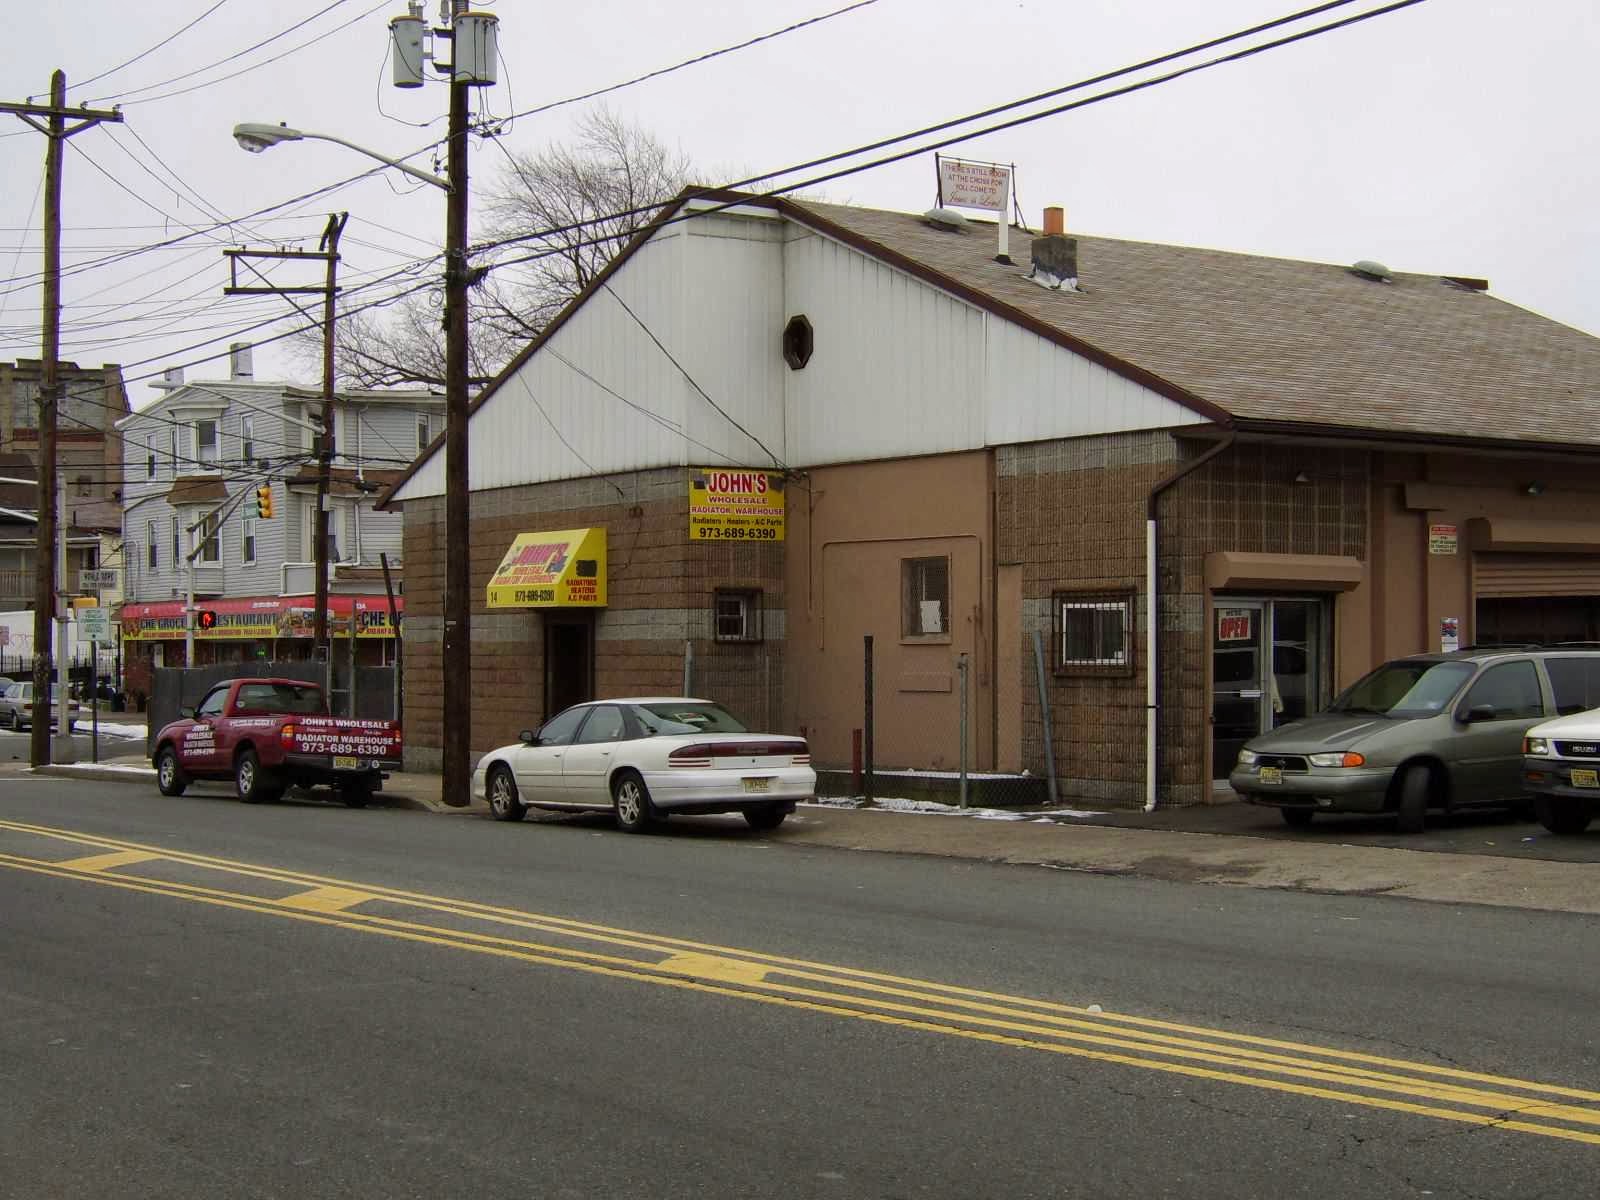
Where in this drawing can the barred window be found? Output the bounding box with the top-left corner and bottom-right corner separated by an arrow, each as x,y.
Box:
714,589 -> 762,643
1055,591 -> 1134,674
902,556 -> 950,639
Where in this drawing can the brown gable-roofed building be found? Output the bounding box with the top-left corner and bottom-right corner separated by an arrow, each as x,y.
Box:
383,188 -> 1600,810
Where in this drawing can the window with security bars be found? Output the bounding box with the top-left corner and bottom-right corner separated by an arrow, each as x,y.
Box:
1055,591 -> 1134,675
902,556 -> 950,639
714,589 -> 762,642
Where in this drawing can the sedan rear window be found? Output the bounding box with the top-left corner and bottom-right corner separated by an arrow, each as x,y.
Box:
1330,660 -> 1475,717
630,703 -> 749,735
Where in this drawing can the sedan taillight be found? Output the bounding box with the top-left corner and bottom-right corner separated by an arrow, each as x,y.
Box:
669,743 -> 712,768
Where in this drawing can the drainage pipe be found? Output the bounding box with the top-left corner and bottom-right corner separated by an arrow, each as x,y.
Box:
1143,435 -> 1235,812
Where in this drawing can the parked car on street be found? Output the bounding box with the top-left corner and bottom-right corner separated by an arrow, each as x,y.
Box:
1521,709 -> 1600,835
1229,647 -> 1600,832
150,678 -> 403,805
475,697 -> 815,832
0,681 -> 80,732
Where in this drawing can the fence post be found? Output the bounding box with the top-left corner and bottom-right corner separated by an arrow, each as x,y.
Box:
957,651 -> 970,809
863,635 -> 874,803
1032,630 -> 1060,807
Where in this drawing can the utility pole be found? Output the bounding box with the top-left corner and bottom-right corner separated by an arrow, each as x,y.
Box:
440,0 -> 474,805
223,212 -> 346,665
1,73 -> 122,767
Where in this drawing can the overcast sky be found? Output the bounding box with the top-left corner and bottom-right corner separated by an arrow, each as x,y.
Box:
3,0 -> 1596,408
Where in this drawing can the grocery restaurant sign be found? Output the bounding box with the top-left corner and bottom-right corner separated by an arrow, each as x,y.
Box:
486,527 -> 607,608
688,469 -> 785,542
120,595 -> 403,640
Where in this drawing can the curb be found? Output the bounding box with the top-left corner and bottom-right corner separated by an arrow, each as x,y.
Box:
33,763 -> 156,785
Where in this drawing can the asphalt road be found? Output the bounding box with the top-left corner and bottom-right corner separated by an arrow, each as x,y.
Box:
3,777 -> 1598,1199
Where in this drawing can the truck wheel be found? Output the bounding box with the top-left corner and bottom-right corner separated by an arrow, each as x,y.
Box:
486,765 -> 527,822
611,770 -> 655,833
235,749 -> 280,804
338,780 -> 373,809
155,745 -> 188,797
1535,796 -> 1594,835
1395,765 -> 1430,834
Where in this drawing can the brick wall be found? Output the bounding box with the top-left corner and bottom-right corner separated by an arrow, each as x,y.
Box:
998,433 -> 1370,808
400,467 -> 785,771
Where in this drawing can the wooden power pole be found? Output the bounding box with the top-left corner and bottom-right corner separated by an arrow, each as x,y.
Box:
0,72 -> 122,766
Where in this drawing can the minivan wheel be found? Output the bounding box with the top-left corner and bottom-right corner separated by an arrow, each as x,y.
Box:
1534,796 -> 1594,836
1280,807 -> 1315,828
1395,765 -> 1430,834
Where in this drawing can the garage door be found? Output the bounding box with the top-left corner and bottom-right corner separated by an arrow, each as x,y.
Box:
1474,554 -> 1600,598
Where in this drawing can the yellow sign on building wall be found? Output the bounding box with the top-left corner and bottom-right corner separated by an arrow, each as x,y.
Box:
688,469 -> 786,541
486,527 -> 607,608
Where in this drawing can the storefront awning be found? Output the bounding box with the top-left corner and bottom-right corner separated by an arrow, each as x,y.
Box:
119,595 -> 403,641
486,527 -> 607,609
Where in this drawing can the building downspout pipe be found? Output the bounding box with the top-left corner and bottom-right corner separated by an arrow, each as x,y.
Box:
1143,434 -> 1234,812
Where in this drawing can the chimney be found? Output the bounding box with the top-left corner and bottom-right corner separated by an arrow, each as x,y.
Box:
149,365 -> 185,390
229,342 -> 254,380
1030,206 -> 1078,292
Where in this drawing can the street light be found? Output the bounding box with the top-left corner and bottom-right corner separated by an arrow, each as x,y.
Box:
231,124 -> 449,192
232,7 -> 478,807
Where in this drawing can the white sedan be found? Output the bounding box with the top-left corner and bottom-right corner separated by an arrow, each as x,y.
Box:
472,697 -> 816,832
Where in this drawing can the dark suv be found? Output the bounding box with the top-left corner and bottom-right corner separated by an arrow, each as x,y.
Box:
1228,647 -> 1600,832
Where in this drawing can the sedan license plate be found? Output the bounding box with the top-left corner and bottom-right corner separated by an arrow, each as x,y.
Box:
1571,768 -> 1599,789
742,776 -> 772,793
332,755 -> 363,771
1258,766 -> 1283,785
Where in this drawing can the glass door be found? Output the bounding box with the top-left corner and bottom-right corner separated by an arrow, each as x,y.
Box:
1268,600 -> 1323,729
1212,602 -> 1265,779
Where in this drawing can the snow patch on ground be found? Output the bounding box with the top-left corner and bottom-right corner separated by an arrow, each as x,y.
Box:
804,795 -> 1105,820
81,722 -> 146,740
38,763 -> 154,777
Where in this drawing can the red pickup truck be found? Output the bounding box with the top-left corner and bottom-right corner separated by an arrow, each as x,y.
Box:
151,677 -> 403,806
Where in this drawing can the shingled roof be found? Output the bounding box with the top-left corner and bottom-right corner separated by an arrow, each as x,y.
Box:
787,198 -> 1600,449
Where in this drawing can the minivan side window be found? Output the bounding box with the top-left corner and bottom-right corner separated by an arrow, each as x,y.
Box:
1544,657 -> 1600,716
1460,661 -> 1544,720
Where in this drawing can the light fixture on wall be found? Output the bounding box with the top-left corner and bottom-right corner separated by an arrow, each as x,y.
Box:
1524,481 -> 1546,496
1292,470 -> 1311,484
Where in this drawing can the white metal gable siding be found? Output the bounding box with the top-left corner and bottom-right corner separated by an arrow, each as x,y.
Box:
396,233 -> 693,500
677,214 -> 786,468
981,318 -> 1206,445
782,228 -> 985,465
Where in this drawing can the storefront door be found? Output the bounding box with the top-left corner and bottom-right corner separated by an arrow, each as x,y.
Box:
1211,598 -> 1327,779
543,613 -> 595,720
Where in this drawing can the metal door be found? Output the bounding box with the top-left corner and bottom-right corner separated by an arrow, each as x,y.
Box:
1212,602 -> 1265,779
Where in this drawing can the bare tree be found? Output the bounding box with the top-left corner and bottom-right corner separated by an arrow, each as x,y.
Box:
292,109 -> 692,391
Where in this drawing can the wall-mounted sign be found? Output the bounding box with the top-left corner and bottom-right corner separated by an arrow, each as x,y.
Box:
119,596 -> 403,640
486,527 -> 607,608
79,568 -> 119,591
1217,608 -> 1253,642
1428,523 -> 1458,555
936,156 -> 1011,213
1441,616 -> 1460,653
689,469 -> 785,542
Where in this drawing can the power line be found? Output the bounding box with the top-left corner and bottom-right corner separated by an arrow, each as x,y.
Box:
70,0 -> 233,93
86,0 -> 363,103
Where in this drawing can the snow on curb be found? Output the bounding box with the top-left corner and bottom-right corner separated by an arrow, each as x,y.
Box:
801,796 -> 1105,821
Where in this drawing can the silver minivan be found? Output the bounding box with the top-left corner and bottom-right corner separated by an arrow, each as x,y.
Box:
1228,648 -> 1600,832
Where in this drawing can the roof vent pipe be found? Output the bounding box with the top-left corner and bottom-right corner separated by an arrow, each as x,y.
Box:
1043,206 -> 1065,236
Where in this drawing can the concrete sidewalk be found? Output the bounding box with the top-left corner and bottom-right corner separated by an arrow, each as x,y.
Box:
19,762 -> 1600,917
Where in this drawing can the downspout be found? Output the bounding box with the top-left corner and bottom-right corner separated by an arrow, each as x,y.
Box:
1143,434 -> 1234,812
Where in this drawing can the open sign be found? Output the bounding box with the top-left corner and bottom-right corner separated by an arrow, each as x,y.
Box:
1217,609 -> 1254,642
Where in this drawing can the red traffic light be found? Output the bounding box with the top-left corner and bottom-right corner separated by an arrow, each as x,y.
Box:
196,609 -> 219,630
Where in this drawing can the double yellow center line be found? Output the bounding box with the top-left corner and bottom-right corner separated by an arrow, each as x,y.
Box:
4,816 -> 1598,1146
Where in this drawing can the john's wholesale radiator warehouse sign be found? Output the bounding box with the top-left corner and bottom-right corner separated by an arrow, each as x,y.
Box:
689,469 -> 786,541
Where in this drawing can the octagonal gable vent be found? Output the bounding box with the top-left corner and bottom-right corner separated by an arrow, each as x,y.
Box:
782,314 -> 814,370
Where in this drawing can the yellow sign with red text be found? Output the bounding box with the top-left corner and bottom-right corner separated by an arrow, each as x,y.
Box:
689,469 -> 785,542
486,527 -> 607,609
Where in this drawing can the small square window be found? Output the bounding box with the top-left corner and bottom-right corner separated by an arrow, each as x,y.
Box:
714,589 -> 762,643
901,556 -> 950,639
1055,591 -> 1134,675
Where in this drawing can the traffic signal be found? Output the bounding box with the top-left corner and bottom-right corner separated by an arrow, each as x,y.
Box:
196,609 -> 218,631
255,484 -> 274,519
